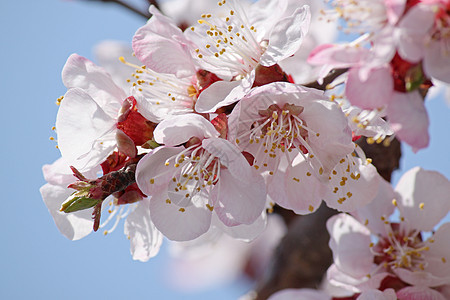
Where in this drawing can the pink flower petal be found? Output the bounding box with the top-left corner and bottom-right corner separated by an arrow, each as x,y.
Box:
424,40 -> 450,84
345,66 -> 393,110
395,167 -> 450,231
308,44 -> 369,68
94,40 -> 140,91
386,91 -> 429,152
397,286 -> 446,300
132,6 -> 196,78
394,267 -> 449,288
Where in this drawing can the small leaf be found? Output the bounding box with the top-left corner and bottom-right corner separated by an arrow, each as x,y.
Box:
405,64 -> 424,92
60,196 -> 99,213
142,139 -> 160,149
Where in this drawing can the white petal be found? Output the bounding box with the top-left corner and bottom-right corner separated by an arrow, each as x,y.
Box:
62,54 -> 124,118
195,79 -> 248,113
327,214 -> 374,279
324,158 -> 380,213
40,183 -> 93,241
260,5 -> 311,66
202,137 -> 251,179
136,147 -> 184,196
395,167 -> 450,231
215,212 -> 268,242
351,178 -> 396,236
150,191 -> 212,241
212,168 -> 266,226
300,101 -> 354,178
42,158 -> 101,186
154,114 -> 219,145
56,88 -> 117,171
424,223 -> 450,284
247,0 -> 288,40
281,155 -> 324,214
124,198 -> 163,262
42,157 -> 77,186
327,264 -> 389,294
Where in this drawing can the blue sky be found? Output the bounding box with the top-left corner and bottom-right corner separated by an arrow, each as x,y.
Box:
1,1 -> 449,299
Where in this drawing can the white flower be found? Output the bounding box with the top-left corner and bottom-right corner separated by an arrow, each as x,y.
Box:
327,167 -> 450,293
229,82 -> 354,182
136,114 -> 267,241
185,0 -> 311,112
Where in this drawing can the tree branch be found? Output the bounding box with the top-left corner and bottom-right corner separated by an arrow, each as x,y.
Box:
83,0 -> 152,19
255,203 -> 337,299
304,68 -> 348,90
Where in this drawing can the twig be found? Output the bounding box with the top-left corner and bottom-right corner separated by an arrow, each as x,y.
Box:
146,0 -> 160,10
304,68 -> 348,90
84,0 -> 152,19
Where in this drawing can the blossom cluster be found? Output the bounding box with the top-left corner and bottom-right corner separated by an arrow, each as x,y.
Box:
40,0 -> 449,298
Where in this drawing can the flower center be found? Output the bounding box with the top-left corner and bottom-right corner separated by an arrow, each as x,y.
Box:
191,0 -> 264,76
237,103 -> 323,175
431,3 -> 450,45
164,142 -> 221,209
372,222 -> 429,272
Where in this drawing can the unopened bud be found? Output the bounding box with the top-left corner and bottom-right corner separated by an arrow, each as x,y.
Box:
60,195 -> 100,213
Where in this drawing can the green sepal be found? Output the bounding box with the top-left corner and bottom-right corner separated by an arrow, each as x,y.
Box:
142,139 -> 160,149
405,64 -> 424,92
60,195 -> 99,213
